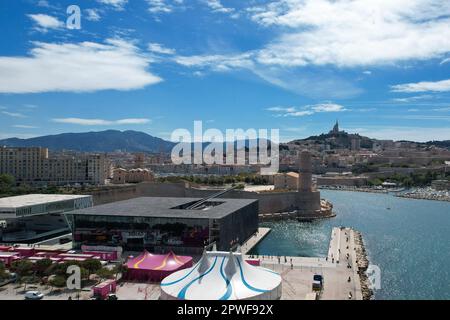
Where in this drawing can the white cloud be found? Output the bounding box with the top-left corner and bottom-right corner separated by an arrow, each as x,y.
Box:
174,52 -> 254,71
433,107 -> 450,111
311,103 -> 347,113
285,110 -> 314,117
440,57 -> 450,65
52,118 -> 151,126
0,39 -> 162,94
2,111 -> 26,118
257,67 -> 363,99
168,1 -> 450,98
148,42 -> 175,55
391,79 -> 450,93
392,94 -> 434,102
248,0 -> 450,67
267,103 -> 346,117
97,0 -> 128,10
12,125 -> 38,129
27,14 -> 64,32
266,106 -> 296,113
85,9 -> 101,21
116,118 -> 151,124
147,0 -> 173,13
36,1 -> 59,10
203,0 -> 236,15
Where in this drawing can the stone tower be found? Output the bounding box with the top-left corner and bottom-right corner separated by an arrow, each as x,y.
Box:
298,150 -> 312,192
296,149 -> 321,216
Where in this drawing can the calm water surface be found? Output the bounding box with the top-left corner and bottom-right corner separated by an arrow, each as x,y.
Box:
250,190 -> 450,300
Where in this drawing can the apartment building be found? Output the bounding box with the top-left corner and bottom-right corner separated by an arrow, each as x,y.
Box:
0,146 -> 110,185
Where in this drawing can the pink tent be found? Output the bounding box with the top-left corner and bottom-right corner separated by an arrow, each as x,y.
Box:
124,251 -> 193,282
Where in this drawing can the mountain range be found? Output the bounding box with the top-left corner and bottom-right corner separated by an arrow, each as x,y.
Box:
0,130 -> 175,153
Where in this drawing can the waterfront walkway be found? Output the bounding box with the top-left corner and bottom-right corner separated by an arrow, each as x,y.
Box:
244,227 -> 365,300
241,227 -> 271,254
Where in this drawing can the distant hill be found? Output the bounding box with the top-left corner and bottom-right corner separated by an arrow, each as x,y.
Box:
424,140 -> 450,149
0,130 -> 175,153
287,131 -> 374,149
287,132 -> 450,150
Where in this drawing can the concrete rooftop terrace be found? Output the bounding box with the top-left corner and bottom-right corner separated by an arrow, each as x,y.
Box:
0,194 -> 92,210
69,197 -> 258,219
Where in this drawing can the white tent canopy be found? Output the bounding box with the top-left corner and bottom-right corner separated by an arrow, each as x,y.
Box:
160,251 -> 282,300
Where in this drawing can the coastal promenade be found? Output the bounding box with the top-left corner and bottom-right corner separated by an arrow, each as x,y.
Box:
244,227 -> 369,300
241,227 -> 271,254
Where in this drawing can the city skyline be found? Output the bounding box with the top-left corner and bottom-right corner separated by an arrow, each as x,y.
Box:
1,0 -> 450,143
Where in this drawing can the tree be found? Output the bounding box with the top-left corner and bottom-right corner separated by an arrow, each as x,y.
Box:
96,267 -> 115,280
34,259 -> 53,277
82,259 -> 102,276
368,178 -> 383,186
0,262 -> 8,281
10,260 -> 34,278
0,174 -> 15,194
19,275 -> 39,290
49,275 -> 66,288
0,174 -> 14,186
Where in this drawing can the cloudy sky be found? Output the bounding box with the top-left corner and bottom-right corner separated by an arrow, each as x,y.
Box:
0,0 -> 449,142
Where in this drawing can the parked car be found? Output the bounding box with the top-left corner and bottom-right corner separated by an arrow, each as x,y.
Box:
313,274 -> 323,285
312,274 -> 324,291
24,291 -> 44,300
107,293 -> 118,300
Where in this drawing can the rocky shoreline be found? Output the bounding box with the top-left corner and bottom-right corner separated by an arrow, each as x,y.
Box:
354,231 -> 373,300
396,189 -> 450,202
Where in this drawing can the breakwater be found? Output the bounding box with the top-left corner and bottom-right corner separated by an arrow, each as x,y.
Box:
354,231 -> 373,300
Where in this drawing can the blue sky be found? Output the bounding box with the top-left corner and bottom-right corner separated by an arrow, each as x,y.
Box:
0,0 -> 449,142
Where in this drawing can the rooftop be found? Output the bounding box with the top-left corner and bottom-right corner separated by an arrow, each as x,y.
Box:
0,194 -> 92,209
70,197 -> 258,219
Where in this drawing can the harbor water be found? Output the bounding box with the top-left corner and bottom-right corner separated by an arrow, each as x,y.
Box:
250,190 -> 450,300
